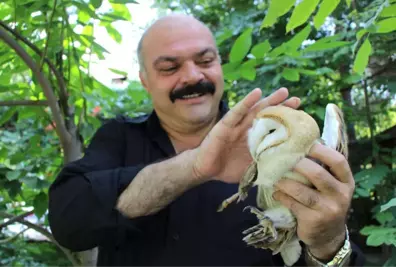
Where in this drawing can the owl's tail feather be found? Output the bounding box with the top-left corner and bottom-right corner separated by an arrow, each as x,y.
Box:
321,103 -> 349,159
279,237 -> 302,267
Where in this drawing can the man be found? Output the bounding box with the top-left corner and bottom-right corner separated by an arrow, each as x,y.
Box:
48,14 -> 364,266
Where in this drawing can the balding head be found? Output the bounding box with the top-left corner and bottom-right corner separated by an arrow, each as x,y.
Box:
137,14 -> 217,73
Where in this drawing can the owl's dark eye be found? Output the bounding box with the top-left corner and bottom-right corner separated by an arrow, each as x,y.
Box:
269,129 -> 276,134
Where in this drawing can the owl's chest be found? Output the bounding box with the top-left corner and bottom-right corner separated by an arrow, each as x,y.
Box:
254,151 -> 306,187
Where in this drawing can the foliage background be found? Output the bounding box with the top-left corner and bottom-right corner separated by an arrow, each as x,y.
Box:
0,0 -> 395,265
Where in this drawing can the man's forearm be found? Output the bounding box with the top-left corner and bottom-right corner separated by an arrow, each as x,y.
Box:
116,149 -> 204,218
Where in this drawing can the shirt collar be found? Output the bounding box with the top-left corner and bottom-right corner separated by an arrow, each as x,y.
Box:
145,100 -> 229,156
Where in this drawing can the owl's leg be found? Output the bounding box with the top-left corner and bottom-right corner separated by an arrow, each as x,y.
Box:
217,162 -> 258,212
242,206 -> 278,245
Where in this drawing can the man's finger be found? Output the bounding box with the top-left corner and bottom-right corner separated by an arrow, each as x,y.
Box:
273,190 -> 311,219
250,87 -> 290,115
308,143 -> 354,185
293,158 -> 342,194
240,88 -> 289,129
222,88 -> 262,128
282,97 -> 301,109
275,179 -> 322,210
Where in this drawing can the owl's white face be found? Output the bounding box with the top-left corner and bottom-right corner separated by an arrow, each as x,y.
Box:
247,118 -> 289,160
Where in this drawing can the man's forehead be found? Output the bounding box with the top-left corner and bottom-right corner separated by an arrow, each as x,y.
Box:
140,15 -> 216,61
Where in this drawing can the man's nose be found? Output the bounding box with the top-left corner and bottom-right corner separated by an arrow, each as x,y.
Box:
180,61 -> 204,85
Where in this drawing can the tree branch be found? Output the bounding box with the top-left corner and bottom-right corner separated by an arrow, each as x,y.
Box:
39,0 -> 58,71
0,100 -> 49,106
0,228 -> 28,244
0,20 -> 69,119
0,211 -> 80,266
0,210 -> 34,230
0,26 -> 71,159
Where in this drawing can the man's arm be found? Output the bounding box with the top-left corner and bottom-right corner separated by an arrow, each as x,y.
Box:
116,148 -> 204,218
48,117 -> 205,251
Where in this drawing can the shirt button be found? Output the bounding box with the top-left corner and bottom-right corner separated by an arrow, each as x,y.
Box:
172,233 -> 179,240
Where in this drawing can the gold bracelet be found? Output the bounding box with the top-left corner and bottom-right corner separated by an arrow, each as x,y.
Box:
305,225 -> 352,267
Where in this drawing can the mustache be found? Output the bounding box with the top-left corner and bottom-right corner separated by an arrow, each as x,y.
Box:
169,81 -> 216,103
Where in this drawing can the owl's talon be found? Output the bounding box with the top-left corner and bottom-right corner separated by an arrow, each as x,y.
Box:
242,210 -> 278,247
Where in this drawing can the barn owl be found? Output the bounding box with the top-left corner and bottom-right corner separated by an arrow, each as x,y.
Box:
218,103 -> 348,266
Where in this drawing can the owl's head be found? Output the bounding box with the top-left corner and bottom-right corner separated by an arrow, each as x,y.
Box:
247,105 -> 320,160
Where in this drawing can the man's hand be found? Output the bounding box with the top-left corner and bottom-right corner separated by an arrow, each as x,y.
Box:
192,87 -> 300,184
273,143 -> 355,261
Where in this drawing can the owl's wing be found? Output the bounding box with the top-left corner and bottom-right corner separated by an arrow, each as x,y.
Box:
321,103 -> 349,159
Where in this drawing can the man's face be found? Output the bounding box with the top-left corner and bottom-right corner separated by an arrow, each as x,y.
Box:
139,19 -> 224,126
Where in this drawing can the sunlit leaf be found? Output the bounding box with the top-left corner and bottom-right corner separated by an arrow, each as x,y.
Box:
313,0 -> 341,29
251,40 -> 272,58
304,41 -> 351,52
261,0 -> 295,29
375,18 -> 396,33
109,68 -> 127,76
282,68 -> 300,81
285,25 -> 311,51
380,4 -> 396,17
110,3 -> 132,21
353,38 -> 371,75
109,0 -> 138,3
105,24 -> 122,43
229,27 -> 253,63
286,0 -> 320,33
216,29 -> 233,46
240,65 -> 256,81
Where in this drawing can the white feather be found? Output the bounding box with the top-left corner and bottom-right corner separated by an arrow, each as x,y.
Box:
322,103 -> 340,150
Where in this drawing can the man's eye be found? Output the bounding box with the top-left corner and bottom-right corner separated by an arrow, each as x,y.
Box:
160,66 -> 178,73
198,58 -> 214,65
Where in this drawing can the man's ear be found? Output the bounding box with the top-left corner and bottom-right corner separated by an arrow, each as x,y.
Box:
139,71 -> 150,93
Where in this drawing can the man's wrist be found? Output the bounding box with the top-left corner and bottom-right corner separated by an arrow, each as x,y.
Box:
307,229 -> 346,261
305,226 -> 352,267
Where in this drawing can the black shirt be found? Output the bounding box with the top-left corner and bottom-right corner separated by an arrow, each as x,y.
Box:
48,101 -> 365,266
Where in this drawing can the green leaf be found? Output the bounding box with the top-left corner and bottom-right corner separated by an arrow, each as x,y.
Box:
229,28 -> 253,63
110,3 -> 132,21
109,68 -> 127,76
109,0 -> 138,3
91,0 -> 103,9
240,64 -> 256,81
375,211 -> 394,224
313,0 -> 341,29
6,170 -> 21,181
251,40 -> 272,58
375,18 -> 396,33
282,68 -> 300,81
261,0 -> 295,29
381,198 -> 396,212
0,107 -> 17,126
353,38 -> 372,75
345,0 -> 351,8
343,74 -> 362,84
105,24 -> 122,43
286,0 -> 320,33
304,41 -> 351,52
355,187 -> 370,197
315,106 -> 325,120
284,25 -> 311,51
380,4 -> 396,18
216,29 -> 233,46
33,192 -> 48,219
354,164 -> 389,190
